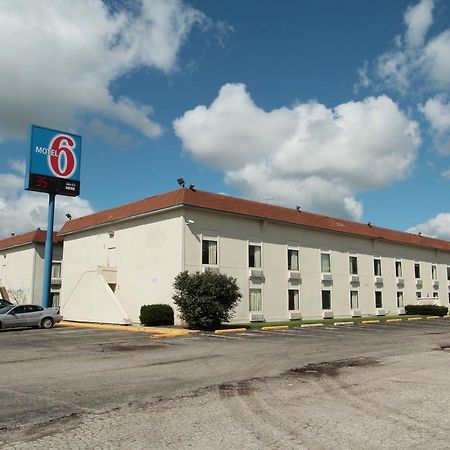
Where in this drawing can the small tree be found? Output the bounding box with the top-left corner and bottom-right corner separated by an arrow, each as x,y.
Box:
173,271 -> 241,330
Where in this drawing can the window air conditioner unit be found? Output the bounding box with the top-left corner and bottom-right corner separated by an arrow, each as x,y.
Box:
289,311 -> 302,320
396,277 -> 404,286
416,279 -> 423,287
202,266 -> 219,274
288,271 -> 301,281
322,310 -> 333,319
351,309 -> 361,317
249,269 -> 264,279
397,307 -> 406,315
51,278 -> 62,286
350,275 -> 359,283
321,273 -> 333,282
249,313 -> 264,322
376,308 -> 386,316
433,280 -> 439,288
374,276 -> 383,285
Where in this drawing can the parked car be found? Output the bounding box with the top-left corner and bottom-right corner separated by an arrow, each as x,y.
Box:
0,299 -> 12,308
0,304 -> 63,330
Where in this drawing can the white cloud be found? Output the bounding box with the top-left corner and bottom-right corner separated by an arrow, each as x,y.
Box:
0,0 -> 211,142
420,95 -> 450,153
404,0 -> 434,48
0,163 -> 94,238
408,213 -> 450,240
174,83 -> 420,220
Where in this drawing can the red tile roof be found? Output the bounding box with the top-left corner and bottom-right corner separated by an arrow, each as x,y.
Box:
59,189 -> 450,253
0,230 -> 62,250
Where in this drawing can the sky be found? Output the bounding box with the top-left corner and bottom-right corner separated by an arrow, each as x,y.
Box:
1,0 -> 450,239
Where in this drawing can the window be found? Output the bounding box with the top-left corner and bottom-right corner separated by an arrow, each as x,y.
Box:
202,240 -> 217,265
433,292 -> 439,298
249,288 -> 262,312
322,290 -> 331,310
51,262 -> 61,279
321,253 -> 331,273
395,261 -> 402,277
349,256 -> 358,275
397,291 -> 404,308
249,244 -> 262,268
416,292 -> 422,299
447,267 -> 450,281
350,290 -> 359,309
50,293 -> 60,307
288,249 -> 299,271
432,265 -> 437,280
375,291 -> 383,308
288,289 -> 300,311
374,259 -> 382,276
448,293 -> 450,304
414,263 -> 421,279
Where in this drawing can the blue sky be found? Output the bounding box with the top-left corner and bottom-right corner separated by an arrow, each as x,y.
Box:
1,0 -> 450,238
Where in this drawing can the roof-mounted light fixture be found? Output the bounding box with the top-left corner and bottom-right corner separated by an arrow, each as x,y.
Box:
66,213 -> 72,220
296,205 -> 301,212
177,178 -> 185,188
189,184 -> 196,192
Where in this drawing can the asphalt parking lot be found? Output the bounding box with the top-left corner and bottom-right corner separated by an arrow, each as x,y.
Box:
2,320 -> 450,448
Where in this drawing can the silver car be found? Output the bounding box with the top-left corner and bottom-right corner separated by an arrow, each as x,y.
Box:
0,304 -> 63,330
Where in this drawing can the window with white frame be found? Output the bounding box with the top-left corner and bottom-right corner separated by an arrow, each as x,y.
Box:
395,261 -> 402,277
202,239 -> 217,265
447,267 -> 450,281
375,291 -> 383,308
288,289 -> 300,311
350,290 -> 359,309
414,263 -> 421,279
374,258 -> 382,276
51,262 -> 61,279
321,253 -> 331,273
288,249 -> 299,271
432,265 -> 437,280
322,290 -> 331,310
249,244 -> 262,268
249,288 -> 262,312
349,256 -> 358,275
397,291 -> 404,307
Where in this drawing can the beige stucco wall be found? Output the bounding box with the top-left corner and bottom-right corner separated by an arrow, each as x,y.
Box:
183,208 -> 450,323
60,210 -> 183,323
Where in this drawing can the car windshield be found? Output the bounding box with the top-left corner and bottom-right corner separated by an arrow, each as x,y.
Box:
0,305 -> 14,314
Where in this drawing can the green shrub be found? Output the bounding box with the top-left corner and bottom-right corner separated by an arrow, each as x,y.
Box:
139,304 -> 174,326
173,271 -> 241,331
405,304 -> 448,317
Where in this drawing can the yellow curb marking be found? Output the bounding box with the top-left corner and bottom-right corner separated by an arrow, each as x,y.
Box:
427,316 -> 440,319
261,325 -> 289,331
444,316 -> 450,319
386,319 -> 403,323
408,317 -> 422,321
215,328 -> 247,334
361,320 -> 380,324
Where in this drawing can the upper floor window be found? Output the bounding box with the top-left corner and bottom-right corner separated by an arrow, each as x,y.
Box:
374,258 -> 382,276
51,262 -> 61,279
202,239 -> 217,265
321,253 -> 331,273
414,263 -> 421,279
287,249 -> 299,271
395,261 -> 402,278
349,256 -> 358,275
432,265 -> 437,280
249,244 -> 262,268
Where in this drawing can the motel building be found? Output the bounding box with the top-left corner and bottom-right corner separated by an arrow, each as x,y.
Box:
0,230 -> 63,306
56,188 -> 450,325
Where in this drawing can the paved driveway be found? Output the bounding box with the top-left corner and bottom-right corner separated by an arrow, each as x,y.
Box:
2,320 -> 450,448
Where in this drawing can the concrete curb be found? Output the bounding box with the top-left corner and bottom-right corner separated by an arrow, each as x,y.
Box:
427,316 -> 440,320
386,319 -> 403,323
334,321 -> 354,326
361,320 -> 380,324
261,325 -> 289,331
408,317 -> 422,321
214,328 -> 247,334
301,323 -> 323,327
444,316 -> 450,319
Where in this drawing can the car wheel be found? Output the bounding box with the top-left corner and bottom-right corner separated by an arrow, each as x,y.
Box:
41,317 -> 54,329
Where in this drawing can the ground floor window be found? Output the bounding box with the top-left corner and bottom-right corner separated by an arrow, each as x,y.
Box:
249,288 -> 262,312
375,291 -> 383,309
416,292 -> 422,299
50,292 -> 60,307
396,291 -> 404,308
433,292 -> 438,299
350,290 -> 359,309
322,290 -> 331,310
288,289 -> 299,311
